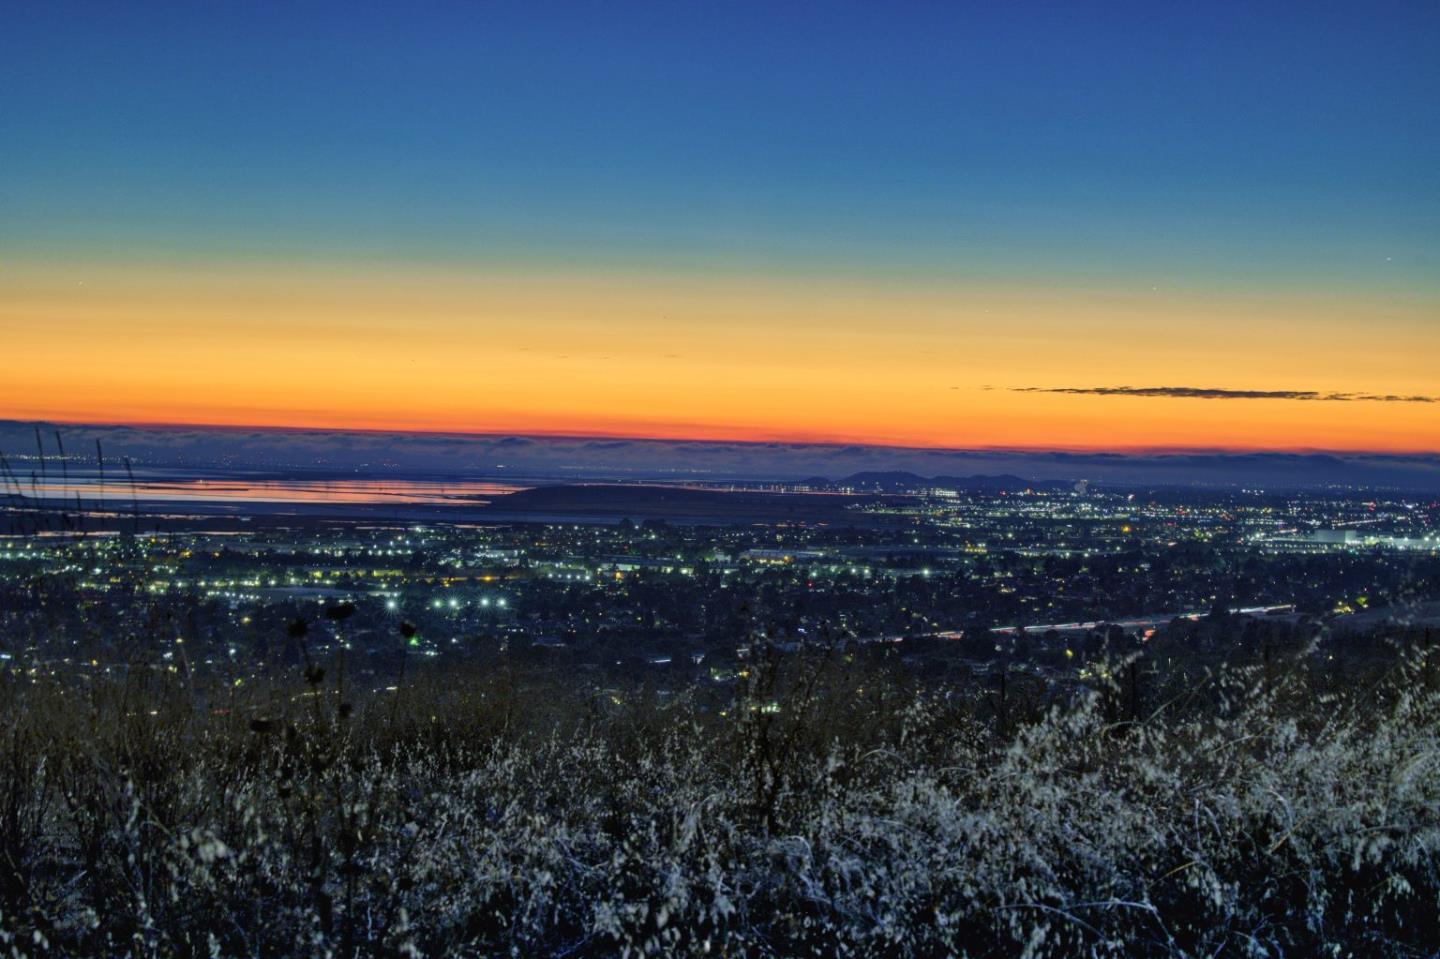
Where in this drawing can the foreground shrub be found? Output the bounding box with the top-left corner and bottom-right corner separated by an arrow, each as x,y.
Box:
0,648 -> 1437,957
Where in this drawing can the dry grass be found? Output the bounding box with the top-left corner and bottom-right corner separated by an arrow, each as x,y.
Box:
0,639 -> 1437,957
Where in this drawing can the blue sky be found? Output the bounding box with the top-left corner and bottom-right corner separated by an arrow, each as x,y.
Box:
4,0 -> 1437,290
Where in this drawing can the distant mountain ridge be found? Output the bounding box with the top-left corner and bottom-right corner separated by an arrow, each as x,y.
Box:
6,420 -> 1440,491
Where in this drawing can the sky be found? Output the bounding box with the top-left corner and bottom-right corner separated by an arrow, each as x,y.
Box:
2,0 -> 1438,454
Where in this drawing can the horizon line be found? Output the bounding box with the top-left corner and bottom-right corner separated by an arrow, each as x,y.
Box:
3,415 -> 1436,460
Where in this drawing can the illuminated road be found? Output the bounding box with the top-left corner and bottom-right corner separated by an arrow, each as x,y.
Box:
990,605 -> 1296,636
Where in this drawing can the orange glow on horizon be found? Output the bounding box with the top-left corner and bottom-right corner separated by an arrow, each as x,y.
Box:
4,260 -> 1437,454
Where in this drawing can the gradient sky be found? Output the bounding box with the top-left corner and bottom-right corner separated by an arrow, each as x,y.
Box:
3,1 -> 1438,452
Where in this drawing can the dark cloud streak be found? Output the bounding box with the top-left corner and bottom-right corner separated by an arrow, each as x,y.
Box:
1013,386 -> 1438,403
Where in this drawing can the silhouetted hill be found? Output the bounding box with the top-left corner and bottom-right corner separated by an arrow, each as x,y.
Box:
483,484 -> 905,525
837,471 -> 929,489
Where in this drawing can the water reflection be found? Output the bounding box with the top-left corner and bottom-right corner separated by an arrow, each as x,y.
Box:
4,472 -> 523,508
